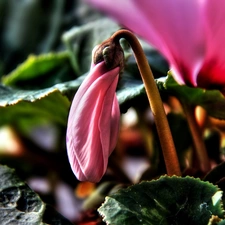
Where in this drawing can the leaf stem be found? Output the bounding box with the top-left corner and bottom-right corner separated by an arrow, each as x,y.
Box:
112,29 -> 181,176
182,103 -> 210,173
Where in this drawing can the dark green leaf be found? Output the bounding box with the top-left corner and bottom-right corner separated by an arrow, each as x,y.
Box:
204,162 -> 225,185
0,76 -> 85,127
62,18 -> 121,75
0,164 -> 73,225
0,86 -> 69,126
157,73 -> 225,120
98,176 -> 224,225
117,83 -> 146,113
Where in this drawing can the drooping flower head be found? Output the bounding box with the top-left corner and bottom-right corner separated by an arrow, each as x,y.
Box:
66,43 -> 123,183
85,0 -> 225,92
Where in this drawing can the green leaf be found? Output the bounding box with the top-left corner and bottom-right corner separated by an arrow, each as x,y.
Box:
157,73 -> 225,120
98,176 -> 224,225
0,76 -> 84,127
0,164 -> 73,224
2,52 -> 71,88
0,86 -> 68,126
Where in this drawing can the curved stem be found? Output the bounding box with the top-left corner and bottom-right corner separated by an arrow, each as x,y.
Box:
112,30 -> 181,176
182,103 -> 210,173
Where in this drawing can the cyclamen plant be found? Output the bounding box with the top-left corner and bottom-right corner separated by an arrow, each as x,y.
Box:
3,1 -> 225,225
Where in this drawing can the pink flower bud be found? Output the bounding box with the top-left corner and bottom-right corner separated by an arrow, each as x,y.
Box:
66,60 -> 120,182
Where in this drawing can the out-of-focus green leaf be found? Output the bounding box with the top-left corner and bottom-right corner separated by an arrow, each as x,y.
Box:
157,73 -> 225,120
0,0 -> 93,77
62,18 -> 122,75
0,164 -> 73,224
98,176 -> 224,225
2,52 -> 70,86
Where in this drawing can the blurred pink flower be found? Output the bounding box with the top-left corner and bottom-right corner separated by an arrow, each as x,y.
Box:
66,59 -> 120,183
85,0 -> 225,92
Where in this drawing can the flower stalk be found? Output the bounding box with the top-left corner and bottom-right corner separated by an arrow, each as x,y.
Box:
182,103 -> 210,173
97,29 -> 181,176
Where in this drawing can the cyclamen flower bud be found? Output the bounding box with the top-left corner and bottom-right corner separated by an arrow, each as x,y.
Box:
66,48 -> 121,183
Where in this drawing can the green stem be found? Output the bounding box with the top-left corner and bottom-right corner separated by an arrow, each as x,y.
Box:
112,30 -> 181,176
182,103 -> 210,173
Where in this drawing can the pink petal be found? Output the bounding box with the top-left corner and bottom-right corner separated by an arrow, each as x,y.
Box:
197,0 -> 225,89
135,1 -> 207,86
84,0 -> 151,39
66,62 -> 120,182
85,0 -> 207,86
